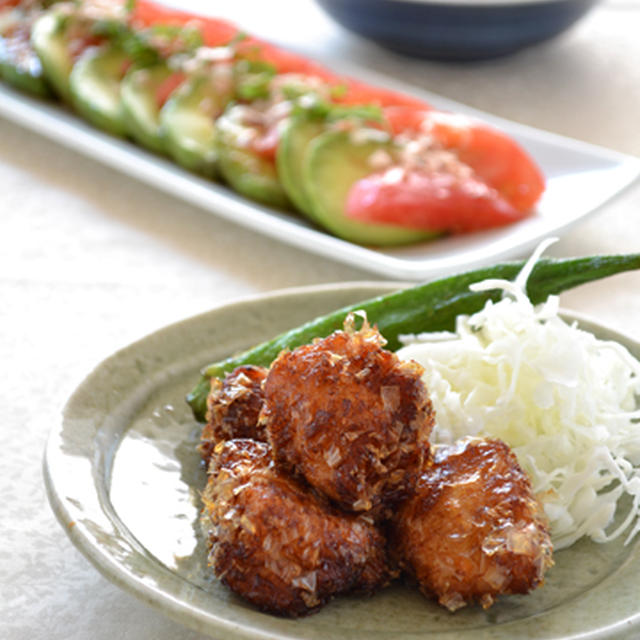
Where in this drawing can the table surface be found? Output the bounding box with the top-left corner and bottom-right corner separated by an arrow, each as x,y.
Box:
2,1 -> 640,638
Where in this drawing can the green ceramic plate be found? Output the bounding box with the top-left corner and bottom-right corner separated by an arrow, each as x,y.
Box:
44,282 -> 640,639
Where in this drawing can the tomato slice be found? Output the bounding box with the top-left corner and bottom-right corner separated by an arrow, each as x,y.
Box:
129,0 -> 239,47
337,79 -> 430,110
346,168 -> 527,233
384,107 -> 545,212
384,105 -> 434,135
154,70 -> 186,107
234,38 -> 337,82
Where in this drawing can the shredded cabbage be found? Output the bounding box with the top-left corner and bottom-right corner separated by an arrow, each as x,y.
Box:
398,247 -> 640,549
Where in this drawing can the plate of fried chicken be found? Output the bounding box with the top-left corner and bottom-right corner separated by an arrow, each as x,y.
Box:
44,282 -> 640,639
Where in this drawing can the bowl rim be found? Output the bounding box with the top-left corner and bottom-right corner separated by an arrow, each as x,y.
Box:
328,0 -> 592,7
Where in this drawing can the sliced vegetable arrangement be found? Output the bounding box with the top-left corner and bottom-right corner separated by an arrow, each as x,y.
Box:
0,0 -> 546,246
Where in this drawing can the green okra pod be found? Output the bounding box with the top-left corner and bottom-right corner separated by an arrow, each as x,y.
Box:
187,253 -> 640,421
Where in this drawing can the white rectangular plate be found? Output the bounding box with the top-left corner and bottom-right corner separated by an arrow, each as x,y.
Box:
1,81 -> 638,280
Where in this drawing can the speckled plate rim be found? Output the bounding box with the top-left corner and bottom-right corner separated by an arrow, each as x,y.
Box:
43,282 -> 640,640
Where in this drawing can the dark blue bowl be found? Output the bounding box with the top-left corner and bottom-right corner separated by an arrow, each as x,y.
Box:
314,0 -> 600,60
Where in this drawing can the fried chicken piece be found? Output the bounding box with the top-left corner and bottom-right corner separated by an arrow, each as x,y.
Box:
391,437 -> 553,611
202,439 -> 394,617
260,316 -> 434,517
199,365 -> 268,463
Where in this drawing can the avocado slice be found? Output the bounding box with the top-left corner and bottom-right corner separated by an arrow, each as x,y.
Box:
160,70 -> 231,178
215,104 -> 290,209
303,129 -> 440,246
30,8 -> 78,102
120,62 -> 173,153
0,10 -> 51,98
69,44 -> 128,136
276,115 -> 325,221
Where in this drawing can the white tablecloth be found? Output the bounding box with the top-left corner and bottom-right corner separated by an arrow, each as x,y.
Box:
2,1 -> 639,638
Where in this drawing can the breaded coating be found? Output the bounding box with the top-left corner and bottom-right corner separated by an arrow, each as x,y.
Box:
391,438 -> 553,612
202,439 -> 394,617
199,365 -> 268,462
260,316 -> 434,517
